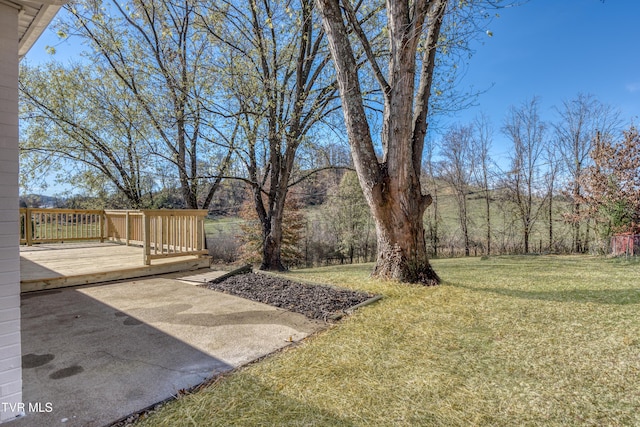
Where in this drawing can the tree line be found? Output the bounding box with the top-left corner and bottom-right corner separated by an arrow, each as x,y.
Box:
431,94 -> 631,258
207,94 -> 639,266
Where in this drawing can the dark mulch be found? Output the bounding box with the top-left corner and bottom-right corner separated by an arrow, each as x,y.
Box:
205,272 -> 375,321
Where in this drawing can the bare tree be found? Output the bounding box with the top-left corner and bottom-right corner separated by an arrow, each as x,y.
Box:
472,114 -> 493,255
554,93 -> 621,252
440,124 -> 474,256
502,97 -> 547,254
543,140 -> 561,252
316,0 -> 501,283
423,139 -> 441,257
203,0 -> 340,270
62,0 -> 233,210
20,63 -> 152,208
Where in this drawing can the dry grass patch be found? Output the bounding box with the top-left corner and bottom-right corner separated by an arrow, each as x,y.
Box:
135,256 -> 640,426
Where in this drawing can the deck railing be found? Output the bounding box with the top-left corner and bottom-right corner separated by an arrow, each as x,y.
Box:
19,208 -> 104,245
21,208 -> 208,265
105,209 -> 208,265
104,210 -> 145,246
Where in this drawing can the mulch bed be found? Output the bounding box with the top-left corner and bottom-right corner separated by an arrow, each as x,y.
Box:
205,272 -> 374,321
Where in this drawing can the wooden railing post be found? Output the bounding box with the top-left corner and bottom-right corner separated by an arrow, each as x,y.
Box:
142,211 -> 151,265
198,215 -> 204,252
125,211 -> 130,246
100,212 -> 105,243
25,208 -> 33,246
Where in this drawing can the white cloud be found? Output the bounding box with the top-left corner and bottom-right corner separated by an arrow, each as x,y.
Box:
626,82 -> 640,92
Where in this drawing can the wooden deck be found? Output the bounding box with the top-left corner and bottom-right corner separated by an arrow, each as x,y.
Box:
20,242 -> 211,292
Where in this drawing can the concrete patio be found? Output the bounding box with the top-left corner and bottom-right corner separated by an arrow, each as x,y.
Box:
13,271 -> 324,427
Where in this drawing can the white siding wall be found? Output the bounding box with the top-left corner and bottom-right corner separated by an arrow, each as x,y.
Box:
0,3 -> 22,424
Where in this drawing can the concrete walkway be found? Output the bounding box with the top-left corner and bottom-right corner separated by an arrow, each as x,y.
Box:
14,271 -> 323,427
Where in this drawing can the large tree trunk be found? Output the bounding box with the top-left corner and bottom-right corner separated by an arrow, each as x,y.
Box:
368,170 -> 439,285
371,205 -> 439,285
258,182 -> 289,272
261,220 -> 286,271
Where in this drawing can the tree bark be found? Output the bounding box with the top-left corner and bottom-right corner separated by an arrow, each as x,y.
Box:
370,181 -> 439,284
261,219 -> 286,271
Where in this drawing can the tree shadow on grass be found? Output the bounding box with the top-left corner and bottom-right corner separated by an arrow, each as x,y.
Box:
447,282 -> 640,305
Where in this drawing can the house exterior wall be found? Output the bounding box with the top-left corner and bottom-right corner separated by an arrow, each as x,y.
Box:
0,3 -> 23,424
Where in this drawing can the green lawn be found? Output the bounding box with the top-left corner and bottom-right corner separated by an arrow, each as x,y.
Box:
204,217 -> 245,236
136,256 -> 640,426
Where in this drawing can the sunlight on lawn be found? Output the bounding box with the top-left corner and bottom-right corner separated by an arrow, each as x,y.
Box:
136,256 -> 640,426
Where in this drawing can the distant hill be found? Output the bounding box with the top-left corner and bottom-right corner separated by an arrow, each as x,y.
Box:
19,194 -> 63,208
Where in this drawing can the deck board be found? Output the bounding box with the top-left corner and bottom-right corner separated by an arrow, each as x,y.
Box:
20,242 -> 211,292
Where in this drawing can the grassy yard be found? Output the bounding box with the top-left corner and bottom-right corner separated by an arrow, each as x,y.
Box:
204,217 -> 245,236
137,256 -> 640,426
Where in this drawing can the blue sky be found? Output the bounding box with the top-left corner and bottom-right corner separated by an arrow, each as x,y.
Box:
24,0 -> 640,190
449,0 -> 640,160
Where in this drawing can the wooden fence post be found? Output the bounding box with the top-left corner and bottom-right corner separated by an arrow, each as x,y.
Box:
25,208 -> 33,246
198,215 -> 205,252
100,212 -> 105,243
125,211 -> 130,246
143,212 -> 151,265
